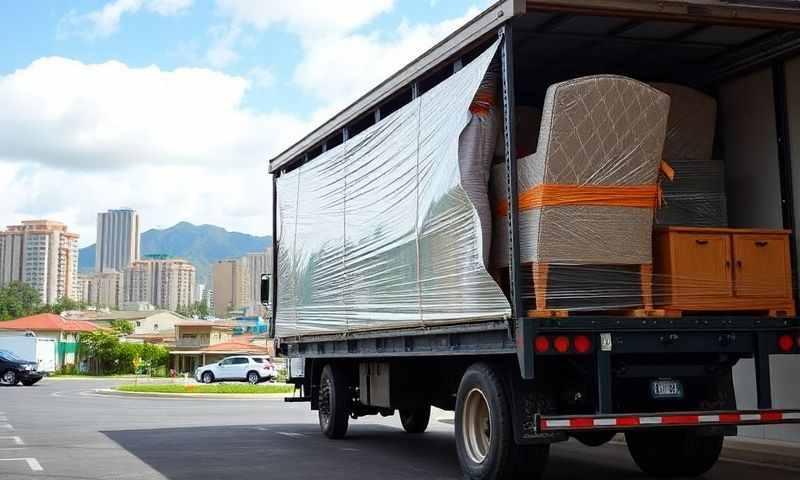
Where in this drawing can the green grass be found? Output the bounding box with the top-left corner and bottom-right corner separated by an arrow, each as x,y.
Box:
115,383 -> 295,394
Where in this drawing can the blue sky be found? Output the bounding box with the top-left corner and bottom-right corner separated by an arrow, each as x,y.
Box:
0,1 -> 485,245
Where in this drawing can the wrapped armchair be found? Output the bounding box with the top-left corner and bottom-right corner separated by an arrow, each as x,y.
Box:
492,75 -> 670,313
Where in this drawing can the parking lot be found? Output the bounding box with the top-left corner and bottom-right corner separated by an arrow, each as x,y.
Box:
0,378 -> 798,479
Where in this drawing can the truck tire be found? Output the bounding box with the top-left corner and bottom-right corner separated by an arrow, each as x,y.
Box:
626,430 -> 723,477
455,362 -> 548,480
318,363 -> 351,439
400,406 -> 430,434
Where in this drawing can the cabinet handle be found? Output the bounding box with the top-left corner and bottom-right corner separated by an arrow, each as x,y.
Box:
725,260 -> 731,269
737,260 -> 743,269
695,239 -> 709,245
755,241 -> 768,247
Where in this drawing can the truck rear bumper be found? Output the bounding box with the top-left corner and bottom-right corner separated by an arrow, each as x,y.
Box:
538,409 -> 800,432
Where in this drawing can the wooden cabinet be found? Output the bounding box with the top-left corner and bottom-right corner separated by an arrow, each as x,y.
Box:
654,227 -> 794,316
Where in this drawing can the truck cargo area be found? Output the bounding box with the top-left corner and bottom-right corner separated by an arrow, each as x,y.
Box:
267,2 -> 800,479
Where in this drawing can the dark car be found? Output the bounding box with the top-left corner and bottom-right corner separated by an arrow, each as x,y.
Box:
0,349 -> 43,386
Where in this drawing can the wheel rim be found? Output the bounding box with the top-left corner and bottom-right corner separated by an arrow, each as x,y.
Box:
203,373 -> 212,383
248,373 -> 258,384
319,376 -> 332,430
2,371 -> 15,384
462,388 -> 491,464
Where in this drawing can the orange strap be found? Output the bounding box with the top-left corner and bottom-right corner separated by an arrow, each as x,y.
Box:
496,184 -> 659,217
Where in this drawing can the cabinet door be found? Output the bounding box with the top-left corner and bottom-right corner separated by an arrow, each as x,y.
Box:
671,233 -> 733,303
733,234 -> 791,298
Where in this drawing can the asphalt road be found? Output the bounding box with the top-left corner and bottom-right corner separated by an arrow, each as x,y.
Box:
0,378 -> 798,480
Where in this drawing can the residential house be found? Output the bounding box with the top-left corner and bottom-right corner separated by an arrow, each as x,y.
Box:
170,320 -> 269,373
0,313 -> 105,369
64,310 -> 187,335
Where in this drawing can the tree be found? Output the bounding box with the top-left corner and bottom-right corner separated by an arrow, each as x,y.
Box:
40,296 -> 85,315
177,301 -> 209,318
79,330 -> 120,375
110,320 -> 134,335
0,282 -> 43,320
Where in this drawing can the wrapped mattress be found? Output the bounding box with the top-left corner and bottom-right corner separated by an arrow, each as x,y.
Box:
491,75 -> 670,268
275,41 -> 510,337
651,83 -> 717,161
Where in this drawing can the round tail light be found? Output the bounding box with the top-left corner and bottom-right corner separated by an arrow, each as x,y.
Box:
554,336 -> 571,353
535,336 -> 550,353
574,335 -> 592,354
778,334 -> 794,352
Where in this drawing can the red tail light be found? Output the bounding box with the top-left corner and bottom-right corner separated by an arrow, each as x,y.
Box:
778,334 -> 794,352
554,336 -> 571,353
535,336 -> 550,353
574,335 -> 592,353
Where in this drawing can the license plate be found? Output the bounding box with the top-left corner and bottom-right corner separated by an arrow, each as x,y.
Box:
651,379 -> 683,399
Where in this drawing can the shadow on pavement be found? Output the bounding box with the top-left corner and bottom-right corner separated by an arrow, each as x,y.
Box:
101,422 -> 655,480
103,423 -> 461,480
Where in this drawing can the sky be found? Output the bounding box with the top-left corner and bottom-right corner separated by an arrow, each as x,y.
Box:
0,0 -> 488,247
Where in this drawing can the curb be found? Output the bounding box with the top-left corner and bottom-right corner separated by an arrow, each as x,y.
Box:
94,388 -> 291,400
612,434 -> 800,470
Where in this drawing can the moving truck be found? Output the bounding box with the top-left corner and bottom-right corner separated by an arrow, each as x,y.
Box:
0,332 -> 57,373
264,1 -> 800,478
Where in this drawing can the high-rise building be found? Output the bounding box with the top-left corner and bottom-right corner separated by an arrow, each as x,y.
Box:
211,258 -> 249,317
78,271 -> 123,309
96,208 -> 140,273
123,257 -> 195,311
0,220 -> 80,303
244,248 -> 272,315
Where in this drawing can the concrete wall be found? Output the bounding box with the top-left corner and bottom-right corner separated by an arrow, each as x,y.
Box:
721,60 -> 800,442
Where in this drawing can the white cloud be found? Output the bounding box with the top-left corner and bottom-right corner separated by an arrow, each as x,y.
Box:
294,10 -> 481,111
214,0 -> 395,35
59,0 -> 194,39
0,57 -> 310,244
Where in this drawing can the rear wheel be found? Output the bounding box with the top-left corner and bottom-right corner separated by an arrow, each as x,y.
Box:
455,362 -> 549,480
247,371 -> 260,385
1,370 -> 18,386
626,430 -> 723,477
400,405 -> 431,434
318,363 -> 351,439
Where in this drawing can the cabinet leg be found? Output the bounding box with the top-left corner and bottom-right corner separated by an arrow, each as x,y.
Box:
640,264 -> 653,310
532,262 -> 549,311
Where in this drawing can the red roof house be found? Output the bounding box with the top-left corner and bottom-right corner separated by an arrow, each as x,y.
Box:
0,313 -> 105,333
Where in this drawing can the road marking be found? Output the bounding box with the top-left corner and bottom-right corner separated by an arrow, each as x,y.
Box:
0,436 -> 24,445
0,458 -> 43,471
251,427 -> 271,431
276,431 -> 306,438
0,424 -> 13,431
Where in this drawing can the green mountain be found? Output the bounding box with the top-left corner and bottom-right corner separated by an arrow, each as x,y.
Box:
78,222 -> 272,285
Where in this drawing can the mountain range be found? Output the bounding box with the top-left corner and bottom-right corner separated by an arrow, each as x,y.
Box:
78,222 -> 272,285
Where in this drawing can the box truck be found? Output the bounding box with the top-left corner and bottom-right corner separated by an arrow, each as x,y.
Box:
264,1 -> 800,478
0,332 -> 57,373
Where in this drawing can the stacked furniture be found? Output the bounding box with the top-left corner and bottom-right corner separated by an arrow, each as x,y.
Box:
491,75 -> 670,314
651,83 -> 728,227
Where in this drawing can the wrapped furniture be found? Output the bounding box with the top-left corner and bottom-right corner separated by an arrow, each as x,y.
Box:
651,83 -> 728,227
492,75 -> 670,313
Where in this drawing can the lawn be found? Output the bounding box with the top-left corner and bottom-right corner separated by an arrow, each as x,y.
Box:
116,383 -> 295,394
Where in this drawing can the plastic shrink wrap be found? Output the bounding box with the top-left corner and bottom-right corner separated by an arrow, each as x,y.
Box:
656,160 -> 728,227
490,76 -> 670,310
275,42 -> 510,337
651,83 -> 717,161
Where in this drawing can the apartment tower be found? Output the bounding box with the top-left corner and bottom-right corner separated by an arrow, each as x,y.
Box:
96,209 -> 140,273
0,220 -> 80,303
123,256 -> 195,311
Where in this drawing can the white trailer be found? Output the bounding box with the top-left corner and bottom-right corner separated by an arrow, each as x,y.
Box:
0,333 -> 57,373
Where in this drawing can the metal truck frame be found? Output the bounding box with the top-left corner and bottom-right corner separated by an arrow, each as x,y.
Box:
266,2 -> 800,479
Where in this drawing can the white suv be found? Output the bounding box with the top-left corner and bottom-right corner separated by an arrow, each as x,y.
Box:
195,356 -> 276,384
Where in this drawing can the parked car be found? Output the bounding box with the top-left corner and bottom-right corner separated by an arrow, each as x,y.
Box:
0,349 -> 43,386
195,356 -> 276,384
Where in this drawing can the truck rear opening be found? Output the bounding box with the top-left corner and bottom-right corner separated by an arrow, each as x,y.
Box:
265,1 -> 800,479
